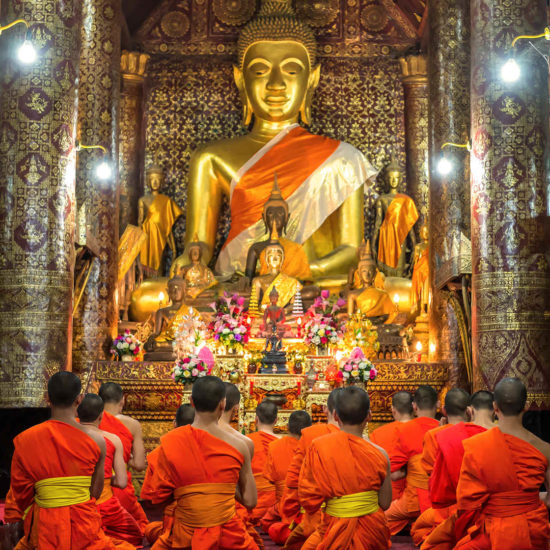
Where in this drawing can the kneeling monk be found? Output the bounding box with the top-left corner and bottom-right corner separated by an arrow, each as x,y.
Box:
10,372 -> 117,549
148,376 -> 259,549
299,386 -> 391,549
455,378 -> 550,550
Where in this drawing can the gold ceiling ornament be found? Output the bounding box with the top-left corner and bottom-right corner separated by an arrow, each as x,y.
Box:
237,0 -> 317,68
295,0 -> 339,28
361,4 -> 389,33
213,0 -> 257,27
160,11 -> 190,39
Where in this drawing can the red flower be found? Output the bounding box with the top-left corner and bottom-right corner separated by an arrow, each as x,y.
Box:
183,357 -> 190,364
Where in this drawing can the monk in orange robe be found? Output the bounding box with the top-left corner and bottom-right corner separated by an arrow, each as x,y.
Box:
141,404 -> 195,545
283,388 -> 343,550
218,383 -> 265,550
411,388 -> 471,546
10,372 -> 117,550
370,391 -> 413,501
148,376 -> 259,549
247,401 -> 280,525
4,487 -> 23,523
299,386 -> 392,549
98,383 -> 148,531
78,394 -> 142,548
422,391 -> 496,550
385,385 -> 439,535
454,378 -> 550,550
262,411 -> 312,543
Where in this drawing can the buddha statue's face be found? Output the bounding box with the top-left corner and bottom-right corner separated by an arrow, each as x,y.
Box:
269,291 -> 279,305
420,225 -> 429,242
388,170 -> 401,191
265,245 -> 284,271
240,41 -> 312,123
189,245 -> 201,263
359,263 -> 376,287
147,172 -> 163,192
167,280 -> 184,303
264,205 -> 288,235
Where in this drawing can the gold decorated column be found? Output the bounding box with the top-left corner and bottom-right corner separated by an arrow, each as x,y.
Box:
427,0 -> 471,383
72,0 -> 121,374
471,0 -> 550,407
400,55 -> 429,230
0,0 -> 81,406
119,51 -> 149,232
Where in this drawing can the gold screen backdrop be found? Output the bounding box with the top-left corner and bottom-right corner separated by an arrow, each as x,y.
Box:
143,55 -> 407,263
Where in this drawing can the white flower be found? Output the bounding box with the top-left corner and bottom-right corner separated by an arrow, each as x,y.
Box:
129,343 -> 136,351
223,328 -> 230,334
116,342 -> 123,349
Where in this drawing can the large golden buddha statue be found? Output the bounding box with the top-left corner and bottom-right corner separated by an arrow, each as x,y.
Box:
185,0 -> 377,282
372,158 -> 418,278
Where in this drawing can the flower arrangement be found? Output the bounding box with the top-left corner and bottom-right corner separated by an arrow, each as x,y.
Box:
342,311 -> 380,360
111,330 -> 142,360
303,290 -> 345,352
337,347 -> 378,384
208,292 -> 251,353
173,307 -> 207,360
172,355 -> 212,385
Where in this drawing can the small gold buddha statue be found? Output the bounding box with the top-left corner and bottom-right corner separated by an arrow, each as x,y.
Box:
138,161 -> 183,275
244,174 -> 312,282
251,225 -> 303,310
185,0 -> 377,282
347,241 -> 398,324
372,157 -> 418,278
411,223 -> 429,317
170,234 -> 217,300
144,275 -> 200,359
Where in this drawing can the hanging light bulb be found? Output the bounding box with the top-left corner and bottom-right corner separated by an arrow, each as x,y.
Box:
437,156 -> 453,176
95,159 -> 113,181
17,33 -> 36,64
500,57 -> 520,82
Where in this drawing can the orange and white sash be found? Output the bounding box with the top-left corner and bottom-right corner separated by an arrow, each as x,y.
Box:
216,124 -> 377,275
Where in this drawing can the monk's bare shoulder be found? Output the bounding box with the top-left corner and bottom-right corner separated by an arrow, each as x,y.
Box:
367,439 -> 390,465
84,428 -> 107,454
526,432 -> 550,464
116,413 -> 140,435
103,431 -> 122,448
214,427 -> 251,461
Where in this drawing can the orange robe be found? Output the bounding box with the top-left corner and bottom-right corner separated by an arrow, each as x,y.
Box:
385,416 -> 439,535
370,421 -> 406,500
247,431 -> 278,524
96,438 -> 142,547
10,420 -> 116,550
299,431 -> 390,549
141,446 -> 176,545
149,425 -> 258,549
454,427 -> 550,550
99,412 -> 148,530
4,487 -> 23,523
261,436 -> 299,542
283,423 -> 339,550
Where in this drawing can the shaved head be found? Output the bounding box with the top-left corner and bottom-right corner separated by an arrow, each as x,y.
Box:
327,387 -> 344,414
494,377 -> 527,416
256,401 -> 278,425
471,390 -> 493,411
48,371 -> 81,407
98,382 -> 123,404
392,391 -> 413,415
288,411 -> 312,436
223,383 -> 241,411
444,388 -> 471,417
77,393 -> 103,422
175,404 -> 195,427
414,385 -> 438,411
335,386 -> 370,425
192,376 -> 225,412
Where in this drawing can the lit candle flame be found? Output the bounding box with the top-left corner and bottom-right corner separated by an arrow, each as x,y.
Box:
429,343 -> 436,354
393,293 -> 400,304
415,341 -> 423,352
297,317 -> 302,326
159,291 -> 165,302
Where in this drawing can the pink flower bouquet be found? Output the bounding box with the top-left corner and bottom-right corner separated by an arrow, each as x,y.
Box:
337,347 -> 377,384
172,355 -> 212,385
111,330 -> 142,360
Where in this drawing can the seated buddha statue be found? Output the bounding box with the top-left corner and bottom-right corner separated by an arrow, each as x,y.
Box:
244,174 -> 312,282
411,223 -> 429,317
251,226 -> 303,310
347,241 -> 398,324
138,162 -> 183,275
144,275 -> 200,359
185,0 -> 377,284
372,157 -> 418,278
170,234 -> 217,300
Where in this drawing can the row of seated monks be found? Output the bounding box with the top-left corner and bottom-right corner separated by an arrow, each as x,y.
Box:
4,373 -> 550,549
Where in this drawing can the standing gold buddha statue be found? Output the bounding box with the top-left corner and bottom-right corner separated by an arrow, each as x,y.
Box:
185,0 -> 377,283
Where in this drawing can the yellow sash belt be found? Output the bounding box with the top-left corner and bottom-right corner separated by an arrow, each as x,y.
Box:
34,475 -> 92,508
325,490 -> 379,518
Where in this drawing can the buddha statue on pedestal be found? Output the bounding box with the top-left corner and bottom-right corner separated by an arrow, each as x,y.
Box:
372,158 -> 418,278
170,233 -> 217,300
244,174 -> 312,282
411,223 -> 430,317
138,162 -> 183,275
347,241 -> 398,324
185,0 -> 377,284
251,225 -> 303,310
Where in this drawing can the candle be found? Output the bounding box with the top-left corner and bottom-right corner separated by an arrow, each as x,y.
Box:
249,379 -> 254,393
297,380 -> 301,395
415,341 -> 422,362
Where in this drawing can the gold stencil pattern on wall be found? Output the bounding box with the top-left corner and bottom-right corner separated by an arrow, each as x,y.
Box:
295,0 -> 339,28
213,0 -> 257,26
